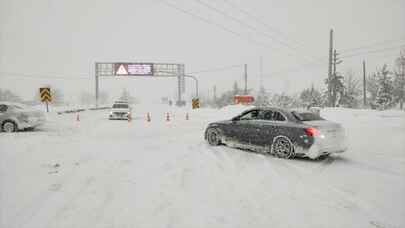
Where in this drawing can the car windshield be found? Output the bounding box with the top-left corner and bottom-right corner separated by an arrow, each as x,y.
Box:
292,111 -> 324,121
112,104 -> 129,109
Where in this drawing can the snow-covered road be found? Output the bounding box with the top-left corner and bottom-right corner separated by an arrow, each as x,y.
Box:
1,105 -> 404,228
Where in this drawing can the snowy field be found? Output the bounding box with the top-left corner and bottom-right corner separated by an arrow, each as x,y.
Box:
1,104 -> 405,228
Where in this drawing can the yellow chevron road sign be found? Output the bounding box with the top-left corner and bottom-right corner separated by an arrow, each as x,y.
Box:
39,87 -> 52,102
192,98 -> 200,109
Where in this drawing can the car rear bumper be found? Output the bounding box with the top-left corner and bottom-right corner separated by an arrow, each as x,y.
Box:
109,115 -> 129,120
299,136 -> 348,159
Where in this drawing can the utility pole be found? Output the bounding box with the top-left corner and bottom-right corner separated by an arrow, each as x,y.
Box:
363,60 -> 367,107
400,55 -> 405,110
328,29 -> 334,107
244,64 -> 248,95
259,56 -> 263,89
332,49 -> 342,107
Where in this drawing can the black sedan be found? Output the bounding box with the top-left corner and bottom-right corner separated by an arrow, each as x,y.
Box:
204,107 -> 347,159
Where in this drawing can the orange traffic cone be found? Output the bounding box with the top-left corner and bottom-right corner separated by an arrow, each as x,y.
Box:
128,113 -> 132,122
186,113 -> 189,120
166,112 -> 170,122
76,113 -> 80,122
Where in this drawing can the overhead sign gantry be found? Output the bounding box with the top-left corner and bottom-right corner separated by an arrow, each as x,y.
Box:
94,62 -> 198,107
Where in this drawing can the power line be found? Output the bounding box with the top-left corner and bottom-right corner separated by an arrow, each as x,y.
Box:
187,64 -> 243,74
189,0 -> 317,63
340,44 -> 405,59
264,59 -> 326,78
340,37 -> 405,54
221,0 -> 305,49
263,45 -> 405,79
160,0 -> 274,49
0,72 -> 90,80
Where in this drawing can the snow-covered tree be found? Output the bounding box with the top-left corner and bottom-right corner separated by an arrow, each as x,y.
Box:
366,73 -> 379,109
270,93 -> 301,109
325,65 -> 345,107
232,81 -> 241,96
375,64 -> 394,110
254,86 -> 270,106
393,50 -> 405,109
341,70 -> 361,108
299,85 -> 323,109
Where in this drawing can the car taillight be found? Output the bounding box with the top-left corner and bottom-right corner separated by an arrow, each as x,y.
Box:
305,127 -> 320,137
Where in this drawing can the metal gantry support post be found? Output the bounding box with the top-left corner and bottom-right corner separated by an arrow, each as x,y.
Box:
177,74 -> 182,105
95,62 -> 99,108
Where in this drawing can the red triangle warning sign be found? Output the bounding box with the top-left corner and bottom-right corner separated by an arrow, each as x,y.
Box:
116,64 -> 128,75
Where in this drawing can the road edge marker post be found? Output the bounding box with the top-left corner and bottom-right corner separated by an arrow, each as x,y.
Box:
166,112 -> 170,122
128,113 -> 132,122
147,112 -> 151,122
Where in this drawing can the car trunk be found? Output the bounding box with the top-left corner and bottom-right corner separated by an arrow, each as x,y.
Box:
303,120 -> 346,151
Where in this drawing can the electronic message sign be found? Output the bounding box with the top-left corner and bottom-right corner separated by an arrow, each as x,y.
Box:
114,63 -> 153,76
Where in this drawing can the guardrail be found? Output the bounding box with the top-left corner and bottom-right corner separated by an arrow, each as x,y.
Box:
57,106 -> 110,115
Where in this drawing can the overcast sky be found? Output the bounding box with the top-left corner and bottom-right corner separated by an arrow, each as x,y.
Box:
1,0 -> 404,103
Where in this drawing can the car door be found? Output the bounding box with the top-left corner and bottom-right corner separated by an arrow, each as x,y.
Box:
231,109 -> 259,145
256,109 -> 289,146
0,104 -> 8,121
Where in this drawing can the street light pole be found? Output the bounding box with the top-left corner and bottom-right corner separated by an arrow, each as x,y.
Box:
185,75 -> 199,97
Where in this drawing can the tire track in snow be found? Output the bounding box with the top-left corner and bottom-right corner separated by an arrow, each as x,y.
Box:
197,145 -> 400,228
271,156 -> 401,227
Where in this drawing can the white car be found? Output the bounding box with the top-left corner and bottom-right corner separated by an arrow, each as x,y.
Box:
0,102 -> 46,132
109,102 -> 132,120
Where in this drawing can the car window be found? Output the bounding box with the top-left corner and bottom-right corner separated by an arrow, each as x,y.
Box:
273,111 -> 286,121
261,111 -> 273,120
292,111 -> 324,121
261,110 -> 286,121
239,110 -> 259,120
0,104 -> 8,112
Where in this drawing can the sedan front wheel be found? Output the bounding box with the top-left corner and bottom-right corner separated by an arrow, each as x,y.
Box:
2,121 -> 17,133
206,128 -> 221,146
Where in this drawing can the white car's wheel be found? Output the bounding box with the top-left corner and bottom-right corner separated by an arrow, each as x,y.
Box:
2,121 -> 17,133
271,136 -> 294,159
206,128 -> 221,146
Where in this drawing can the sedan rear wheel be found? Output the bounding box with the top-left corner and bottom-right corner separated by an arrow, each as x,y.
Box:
272,136 -> 294,159
2,121 -> 17,133
207,128 -> 221,146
